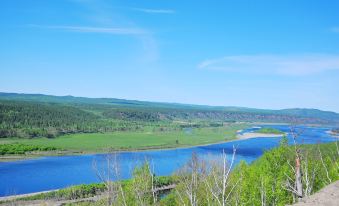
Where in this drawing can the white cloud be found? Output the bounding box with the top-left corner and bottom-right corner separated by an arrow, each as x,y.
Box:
132,8 -> 175,14
198,54 -> 339,75
27,24 -> 146,35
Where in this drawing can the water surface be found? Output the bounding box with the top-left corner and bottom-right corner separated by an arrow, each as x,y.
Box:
0,125 -> 337,197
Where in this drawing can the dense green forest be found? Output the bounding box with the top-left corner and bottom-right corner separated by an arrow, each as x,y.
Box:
1,93 -> 338,139
0,100 -> 177,138
4,141 -> 338,205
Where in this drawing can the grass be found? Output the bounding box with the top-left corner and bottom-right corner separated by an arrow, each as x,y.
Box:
0,124 -> 247,152
256,127 -> 284,134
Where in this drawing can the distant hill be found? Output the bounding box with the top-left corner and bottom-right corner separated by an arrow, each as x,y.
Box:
0,92 -> 338,120
0,92 -> 210,109
276,108 -> 339,122
0,92 -> 338,138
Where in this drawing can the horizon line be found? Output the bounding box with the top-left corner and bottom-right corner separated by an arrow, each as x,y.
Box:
0,91 -> 337,113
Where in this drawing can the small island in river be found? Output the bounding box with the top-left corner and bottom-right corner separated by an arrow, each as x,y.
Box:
327,128 -> 339,138
237,127 -> 285,140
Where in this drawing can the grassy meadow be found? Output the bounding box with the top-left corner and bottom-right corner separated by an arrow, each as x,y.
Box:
0,124 -> 246,153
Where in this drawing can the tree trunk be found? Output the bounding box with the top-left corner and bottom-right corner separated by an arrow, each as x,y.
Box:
295,156 -> 303,201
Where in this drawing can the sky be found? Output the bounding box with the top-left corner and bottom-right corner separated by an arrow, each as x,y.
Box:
1,0 -> 339,112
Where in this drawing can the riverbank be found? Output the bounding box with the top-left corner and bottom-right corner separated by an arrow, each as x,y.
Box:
0,125 -> 290,162
0,136 -> 244,162
236,132 -> 285,139
0,189 -> 59,202
0,124 -> 249,161
0,131 -> 284,162
326,130 -> 339,138
1,142 -> 337,205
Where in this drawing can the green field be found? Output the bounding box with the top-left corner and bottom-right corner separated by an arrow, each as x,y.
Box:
0,124 -> 246,152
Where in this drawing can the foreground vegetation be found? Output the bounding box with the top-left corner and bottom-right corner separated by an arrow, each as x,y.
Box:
4,141 -> 338,206
160,141 -> 339,206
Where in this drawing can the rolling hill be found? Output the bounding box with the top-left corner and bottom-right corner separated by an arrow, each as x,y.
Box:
0,92 -> 338,138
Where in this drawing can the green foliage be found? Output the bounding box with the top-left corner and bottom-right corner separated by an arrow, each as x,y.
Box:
256,127 -> 284,134
162,141 -> 338,206
155,176 -> 175,187
231,140 -> 292,205
1,92 -> 338,124
0,124 -> 245,152
12,174 -> 175,204
6,142 -> 338,205
159,192 -> 177,206
0,143 -> 57,155
126,162 -> 154,205
228,141 -> 339,206
17,183 -> 106,201
1,93 -> 336,140
0,100 -> 170,138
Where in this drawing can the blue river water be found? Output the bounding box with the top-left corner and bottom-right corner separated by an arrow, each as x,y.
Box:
0,125 -> 337,197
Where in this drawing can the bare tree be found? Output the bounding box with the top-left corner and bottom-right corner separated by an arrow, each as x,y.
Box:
285,126 -> 303,201
92,152 -> 127,206
335,141 -> 339,169
149,162 -> 157,204
203,146 -> 238,206
175,152 -> 202,206
283,126 -> 331,201
318,147 -> 332,185
300,151 -> 316,196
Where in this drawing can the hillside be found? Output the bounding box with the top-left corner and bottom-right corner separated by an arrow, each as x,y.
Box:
0,92 -> 338,138
289,180 -> 339,206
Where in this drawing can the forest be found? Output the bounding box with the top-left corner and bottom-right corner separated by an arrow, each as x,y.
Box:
1,92 -> 338,139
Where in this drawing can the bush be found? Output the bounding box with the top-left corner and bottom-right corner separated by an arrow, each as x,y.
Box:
0,143 -> 57,155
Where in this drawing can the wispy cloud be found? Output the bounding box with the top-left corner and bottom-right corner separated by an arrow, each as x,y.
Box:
27,24 -> 146,35
331,27 -> 339,33
28,24 -> 158,61
198,54 -> 339,75
131,8 -> 175,14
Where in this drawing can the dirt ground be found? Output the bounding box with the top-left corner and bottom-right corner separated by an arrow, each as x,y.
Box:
289,180 -> 339,206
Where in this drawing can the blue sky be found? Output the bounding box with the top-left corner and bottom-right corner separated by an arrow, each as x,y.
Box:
1,0 -> 339,112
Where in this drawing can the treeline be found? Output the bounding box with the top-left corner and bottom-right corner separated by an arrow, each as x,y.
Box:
0,100 -> 232,139
102,107 -> 325,124
0,100 -> 167,138
0,99 -> 333,138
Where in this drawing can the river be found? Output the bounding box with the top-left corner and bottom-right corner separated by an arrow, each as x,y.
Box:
0,125 -> 337,197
